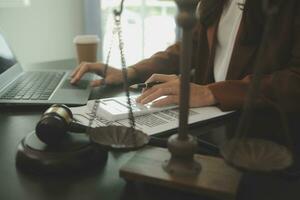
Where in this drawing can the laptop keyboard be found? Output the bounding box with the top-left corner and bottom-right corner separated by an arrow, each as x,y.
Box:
0,71 -> 65,101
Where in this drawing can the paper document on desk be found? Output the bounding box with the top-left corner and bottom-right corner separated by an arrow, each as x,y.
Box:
70,100 -> 233,136
89,95 -> 178,121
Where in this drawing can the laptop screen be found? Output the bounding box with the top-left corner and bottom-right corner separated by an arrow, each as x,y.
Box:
0,33 -> 17,75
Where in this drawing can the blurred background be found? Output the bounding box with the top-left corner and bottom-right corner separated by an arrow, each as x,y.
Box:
0,0 -> 178,68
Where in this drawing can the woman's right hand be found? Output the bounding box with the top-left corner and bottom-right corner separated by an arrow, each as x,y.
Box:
70,62 -> 136,87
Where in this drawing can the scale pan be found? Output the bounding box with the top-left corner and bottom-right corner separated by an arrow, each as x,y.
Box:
89,126 -> 149,151
221,138 -> 293,172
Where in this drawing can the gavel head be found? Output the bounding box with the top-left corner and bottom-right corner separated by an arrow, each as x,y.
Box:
35,104 -> 73,145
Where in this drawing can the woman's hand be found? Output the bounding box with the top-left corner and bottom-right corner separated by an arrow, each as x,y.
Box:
70,62 -> 137,87
136,73 -> 217,107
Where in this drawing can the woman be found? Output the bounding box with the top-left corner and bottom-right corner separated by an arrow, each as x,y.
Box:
71,0 -> 300,112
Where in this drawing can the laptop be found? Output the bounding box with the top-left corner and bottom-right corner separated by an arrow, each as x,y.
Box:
0,31 -> 92,106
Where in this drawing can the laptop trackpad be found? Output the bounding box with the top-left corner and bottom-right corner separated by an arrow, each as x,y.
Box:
61,79 -> 89,89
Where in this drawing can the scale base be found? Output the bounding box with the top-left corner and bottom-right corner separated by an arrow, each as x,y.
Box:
162,157 -> 201,176
16,132 -> 108,175
120,147 -> 241,200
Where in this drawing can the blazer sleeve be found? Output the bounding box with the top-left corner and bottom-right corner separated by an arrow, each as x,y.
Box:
208,3 -> 300,112
129,42 -> 181,82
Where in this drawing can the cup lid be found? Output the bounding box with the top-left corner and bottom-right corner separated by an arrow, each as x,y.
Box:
73,35 -> 100,44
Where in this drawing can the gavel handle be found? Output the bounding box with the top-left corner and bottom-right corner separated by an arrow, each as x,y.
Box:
69,122 -> 88,133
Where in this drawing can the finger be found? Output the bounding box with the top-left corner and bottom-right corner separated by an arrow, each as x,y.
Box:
145,74 -> 178,84
136,80 -> 177,103
152,95 -> 178,107
141,86 -> 152,94
136,87 -> 158,103
90,79 -> 104,87
71,66 -> 81,77
158,78 -> 180,88
146,74 -> 178,83
71,63 -> 98,84
71,63 -> 106,83
140,87 -> 175,105
139,75 -> 178,97
70,63 -> 89,84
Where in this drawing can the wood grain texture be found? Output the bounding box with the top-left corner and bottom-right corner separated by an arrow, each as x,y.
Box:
120,147 -> 242,200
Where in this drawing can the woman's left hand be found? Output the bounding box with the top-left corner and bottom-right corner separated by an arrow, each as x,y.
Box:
136,74 -> 217,107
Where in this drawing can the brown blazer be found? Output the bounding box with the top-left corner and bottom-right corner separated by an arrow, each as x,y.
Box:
131,0 -> 300,112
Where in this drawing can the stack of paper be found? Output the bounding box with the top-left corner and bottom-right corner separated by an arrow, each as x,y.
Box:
70,97 -> 232,136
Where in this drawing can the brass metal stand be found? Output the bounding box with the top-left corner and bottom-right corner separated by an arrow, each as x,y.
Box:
120,1 -> 241,199
162,0 -> 200,176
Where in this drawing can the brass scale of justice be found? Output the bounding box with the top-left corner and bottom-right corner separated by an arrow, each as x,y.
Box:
85,0 -> 293,173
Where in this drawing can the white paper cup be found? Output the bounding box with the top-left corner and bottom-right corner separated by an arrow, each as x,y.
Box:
73,35 -> 100,63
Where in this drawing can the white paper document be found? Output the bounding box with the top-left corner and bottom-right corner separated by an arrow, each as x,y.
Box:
70,99 -> 233,136
91,95 -> 178,121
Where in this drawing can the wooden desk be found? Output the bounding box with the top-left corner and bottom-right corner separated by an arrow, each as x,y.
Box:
1,60 -> 300,200
0,89 -> 222,200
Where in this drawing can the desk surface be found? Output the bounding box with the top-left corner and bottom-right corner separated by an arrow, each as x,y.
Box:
1,60 -> 300,200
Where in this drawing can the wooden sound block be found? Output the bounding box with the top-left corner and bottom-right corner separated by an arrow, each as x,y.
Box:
120,147 -> 242,200
16,131 -> 108,174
